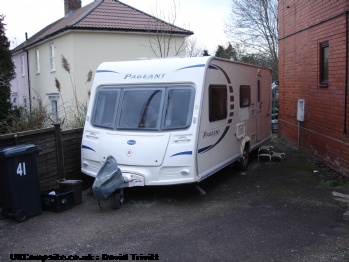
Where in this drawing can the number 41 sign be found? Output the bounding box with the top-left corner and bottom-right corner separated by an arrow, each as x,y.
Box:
17,162 -> 27,176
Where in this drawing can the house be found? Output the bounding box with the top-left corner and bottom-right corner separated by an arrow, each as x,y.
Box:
11,0 -> 193,127
10,49 -> 30,111
278,1 -> 349,175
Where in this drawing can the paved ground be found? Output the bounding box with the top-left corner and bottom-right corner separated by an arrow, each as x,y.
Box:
1,135 -> 349,262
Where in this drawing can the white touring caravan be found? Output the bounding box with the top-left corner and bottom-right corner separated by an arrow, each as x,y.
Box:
81,56 -> 272,191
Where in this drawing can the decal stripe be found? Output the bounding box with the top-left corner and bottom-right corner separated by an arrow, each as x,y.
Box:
199,126 -> 231,154
96,70 -> 120,74
211,64 -> 231,84
82,145 -> 95,152
198,145 -> 213,154
175,64 -> 206,71
208,65 -> 219,70
170,151 -> 193,157
228,119 -> 232,124
229,86 -> 233,93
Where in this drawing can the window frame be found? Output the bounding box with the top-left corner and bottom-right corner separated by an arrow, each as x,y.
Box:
240,85 -> 251,108
208,85 -> 228,122
91,85 -> 195,131
47,93 -> 59,122
319,41 -> 329,86
49,43 -> 55,72
21,55 -> 25,76
35,48 -> 40,74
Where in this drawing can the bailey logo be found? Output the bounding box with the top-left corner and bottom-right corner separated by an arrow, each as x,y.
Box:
127,140 -> 136,145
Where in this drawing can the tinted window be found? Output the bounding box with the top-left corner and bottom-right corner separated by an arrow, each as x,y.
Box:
92,88 -> 119,129
240,85 -> 251,108
164,88 -> 194,130
209,85 -> 227,122
91,85 -> 195,131
119,90 -> 162,129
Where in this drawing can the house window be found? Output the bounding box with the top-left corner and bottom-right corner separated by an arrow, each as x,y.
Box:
320,41 -> 329,86
240,85 -> 251,108
47,93 -> 59,122
35,49 -> 40,74
209,85 -> 227,122
38,99 -> 43,111
23,97 -> 28,109
11,93 -> 18,109
257,80 -> 261,102
21,55 -> 25,76
49,43 -> 55,72
23,97 -> 28,114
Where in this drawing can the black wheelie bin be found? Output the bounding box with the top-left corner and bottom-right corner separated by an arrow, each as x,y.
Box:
0,144 -> 42,222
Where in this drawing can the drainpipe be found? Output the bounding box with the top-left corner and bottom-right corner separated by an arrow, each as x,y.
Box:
24,32 -> 32,112
344,10 -> 349,133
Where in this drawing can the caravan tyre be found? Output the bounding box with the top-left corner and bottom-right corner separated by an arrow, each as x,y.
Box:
235,145 -> 249,171
0,208 -> 9,219
14,209 -> 26,223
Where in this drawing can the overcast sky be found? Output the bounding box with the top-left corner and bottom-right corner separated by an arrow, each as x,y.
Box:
1,0 -> 232,54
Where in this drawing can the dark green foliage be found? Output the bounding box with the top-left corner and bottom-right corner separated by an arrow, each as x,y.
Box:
0,15 -> 15,134
214,43 -> 237,60
202,49 -> 210,56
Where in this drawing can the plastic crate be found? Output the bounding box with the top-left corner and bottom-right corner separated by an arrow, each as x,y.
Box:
41,190 -> 74,213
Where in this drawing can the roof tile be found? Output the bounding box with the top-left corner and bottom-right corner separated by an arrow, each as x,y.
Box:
14,0 -> 192,51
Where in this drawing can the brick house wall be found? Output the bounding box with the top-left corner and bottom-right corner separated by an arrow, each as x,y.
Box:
278,1 -> 349,175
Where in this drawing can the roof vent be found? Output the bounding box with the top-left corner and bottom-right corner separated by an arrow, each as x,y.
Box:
64,0 -> 82,16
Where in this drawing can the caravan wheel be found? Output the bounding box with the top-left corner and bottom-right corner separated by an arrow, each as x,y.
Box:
235,145 -> 249,171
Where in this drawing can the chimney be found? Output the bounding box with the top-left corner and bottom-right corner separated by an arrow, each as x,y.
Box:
64,0 -> 82,16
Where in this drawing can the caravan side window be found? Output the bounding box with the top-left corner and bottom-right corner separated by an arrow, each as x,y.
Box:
209,85 -> 227,122
240,85 -> 251,108
92,88 -> 119,129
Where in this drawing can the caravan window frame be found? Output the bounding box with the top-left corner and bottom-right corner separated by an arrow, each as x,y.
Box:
240,85 -> 251,108
91,85 -> 195,131
209,85 -> 227,122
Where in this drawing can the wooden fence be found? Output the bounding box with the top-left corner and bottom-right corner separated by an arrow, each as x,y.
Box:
0,124 -> 94,190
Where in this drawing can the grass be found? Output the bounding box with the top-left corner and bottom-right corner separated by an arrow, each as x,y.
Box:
313,160 -> 349,188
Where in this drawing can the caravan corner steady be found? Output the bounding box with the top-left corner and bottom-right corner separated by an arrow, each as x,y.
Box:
81,56 -> 272,189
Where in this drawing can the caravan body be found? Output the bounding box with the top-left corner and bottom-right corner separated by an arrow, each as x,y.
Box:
81,56 -> 272,187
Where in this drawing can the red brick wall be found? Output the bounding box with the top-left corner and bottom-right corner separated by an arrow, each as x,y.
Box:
278,0 -> 349,175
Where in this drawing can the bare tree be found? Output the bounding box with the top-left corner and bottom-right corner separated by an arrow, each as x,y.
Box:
225,0 -> 278,77
185,36 -> 204,57
148,0 -> 189,57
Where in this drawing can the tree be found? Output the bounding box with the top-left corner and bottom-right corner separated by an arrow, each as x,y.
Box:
148,0 -> 188,57
0,15 -> 15,134
214,43 -> 237,60
185,36 -> 204,57
202,49 -> 210,56
225,0 -> 278,79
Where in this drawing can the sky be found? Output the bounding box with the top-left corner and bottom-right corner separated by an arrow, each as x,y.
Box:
1,0 -> 232,54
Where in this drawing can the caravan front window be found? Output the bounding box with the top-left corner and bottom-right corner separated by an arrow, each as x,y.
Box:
91,85 -> 195,131
119,89 -> 162,129
164,88 -> 194,130
92,88 -> 119,129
